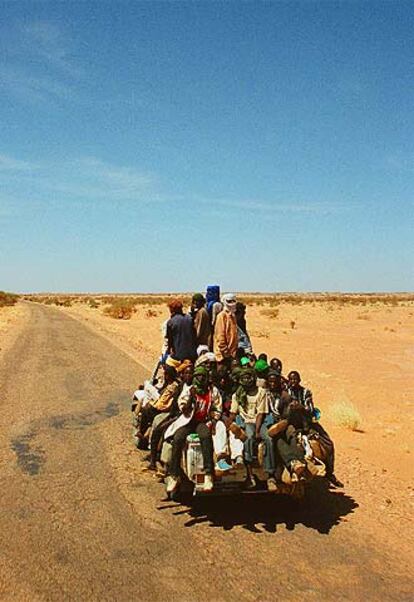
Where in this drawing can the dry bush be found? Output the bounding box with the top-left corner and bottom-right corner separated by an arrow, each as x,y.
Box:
329,401 -> 361,431
260,308 -> 279,319
88,298 -> 100,309
49,296 -> 72,307
357,314 -> 370,320
0,291 -> 19,307
103,298 -> 137,320
145,308 -> 159,318
251,330 -> 270,339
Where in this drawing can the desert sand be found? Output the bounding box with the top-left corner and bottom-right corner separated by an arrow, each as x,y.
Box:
2,294 -> 414,597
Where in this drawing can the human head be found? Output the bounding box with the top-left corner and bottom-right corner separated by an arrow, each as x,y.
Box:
255,358 -> 269,378
231,366 -> 242,387
191,293 -> 205,311
288,370 -> 301,389
182,364 -> 194,385
163,364 -> 177,383
192,365 -> 210,393
239,367 -> 257,392
247,353 -> 257,368
197,344 -> 209,357
167,298 -> 183,316
222,293 -> 237,314
270,357 -> 283,375
206,285 -> 220,304
196,351 -> 216,368
267,369 -> 282,392
216,364 -> 230,388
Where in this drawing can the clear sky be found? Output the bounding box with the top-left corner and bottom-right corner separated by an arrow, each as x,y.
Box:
0,1 -> 413,293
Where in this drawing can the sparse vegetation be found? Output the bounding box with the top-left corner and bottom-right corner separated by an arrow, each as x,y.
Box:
0,291 -> 19,307
88,298 -> 100,309
24,292 -> 414,311
329,400 -> 362,431
103,299 -> 137,320
260,308 -> 279,319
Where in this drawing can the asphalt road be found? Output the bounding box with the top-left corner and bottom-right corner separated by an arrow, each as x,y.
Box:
0,304 -> 411,601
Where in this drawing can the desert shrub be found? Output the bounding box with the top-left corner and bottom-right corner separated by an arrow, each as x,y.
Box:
88,298 -> 100,309
0,291 -> 19,307
329,401 -> 361,431
145,308 -> 159,318
260,308 -> 279,319
103,298 -> 137,320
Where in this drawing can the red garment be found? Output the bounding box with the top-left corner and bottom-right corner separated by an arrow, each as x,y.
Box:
193,390 -> 213,423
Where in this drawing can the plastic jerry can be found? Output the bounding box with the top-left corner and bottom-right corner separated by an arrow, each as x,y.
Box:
186,434 -> 205,480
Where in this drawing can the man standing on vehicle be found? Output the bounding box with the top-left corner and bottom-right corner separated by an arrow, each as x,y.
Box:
166,299 -> 197,367
214,293 -> 238,368
191,293 -> 212,347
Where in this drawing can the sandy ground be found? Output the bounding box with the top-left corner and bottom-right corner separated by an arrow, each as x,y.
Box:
1,299 -> 413,600
58,297 -> 414,560
0,303 -> 30,359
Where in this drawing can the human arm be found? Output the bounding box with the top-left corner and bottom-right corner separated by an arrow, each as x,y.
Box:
224,393 -> 238,428
255,389 -> 269,439
210,387 -> 222,421
255,413 -> 265,439
177,384 -> 194,417
303,388 -> 314,413
166,320 -> 174,356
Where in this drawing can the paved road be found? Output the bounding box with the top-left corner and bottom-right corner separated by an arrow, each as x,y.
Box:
0,304 -> 410,601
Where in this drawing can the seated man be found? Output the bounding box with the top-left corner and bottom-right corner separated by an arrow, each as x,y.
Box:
269,357 -> 288,387
144,364 -> 194,472
259,370 -> 306,488
227,367 -> 268,489
137,365 -> 181,443
166,365 -> 222,493
286,370 -> 343,487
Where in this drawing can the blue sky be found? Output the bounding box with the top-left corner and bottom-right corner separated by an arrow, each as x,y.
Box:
0,1 -> 413,292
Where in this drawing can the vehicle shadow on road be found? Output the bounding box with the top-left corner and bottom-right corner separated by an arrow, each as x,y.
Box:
165,481 -> 358,534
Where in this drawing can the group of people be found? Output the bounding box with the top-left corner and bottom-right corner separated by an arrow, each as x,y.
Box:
133,287 -> 343,494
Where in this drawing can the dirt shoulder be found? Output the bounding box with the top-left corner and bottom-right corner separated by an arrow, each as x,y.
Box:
0,302 -> 30,360
2,300 -> 413,600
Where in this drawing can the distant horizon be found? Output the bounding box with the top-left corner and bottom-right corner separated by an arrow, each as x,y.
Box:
17,290 -> 414,296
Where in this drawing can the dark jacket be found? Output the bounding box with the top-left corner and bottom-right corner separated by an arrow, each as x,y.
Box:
167,313 -> 197,361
